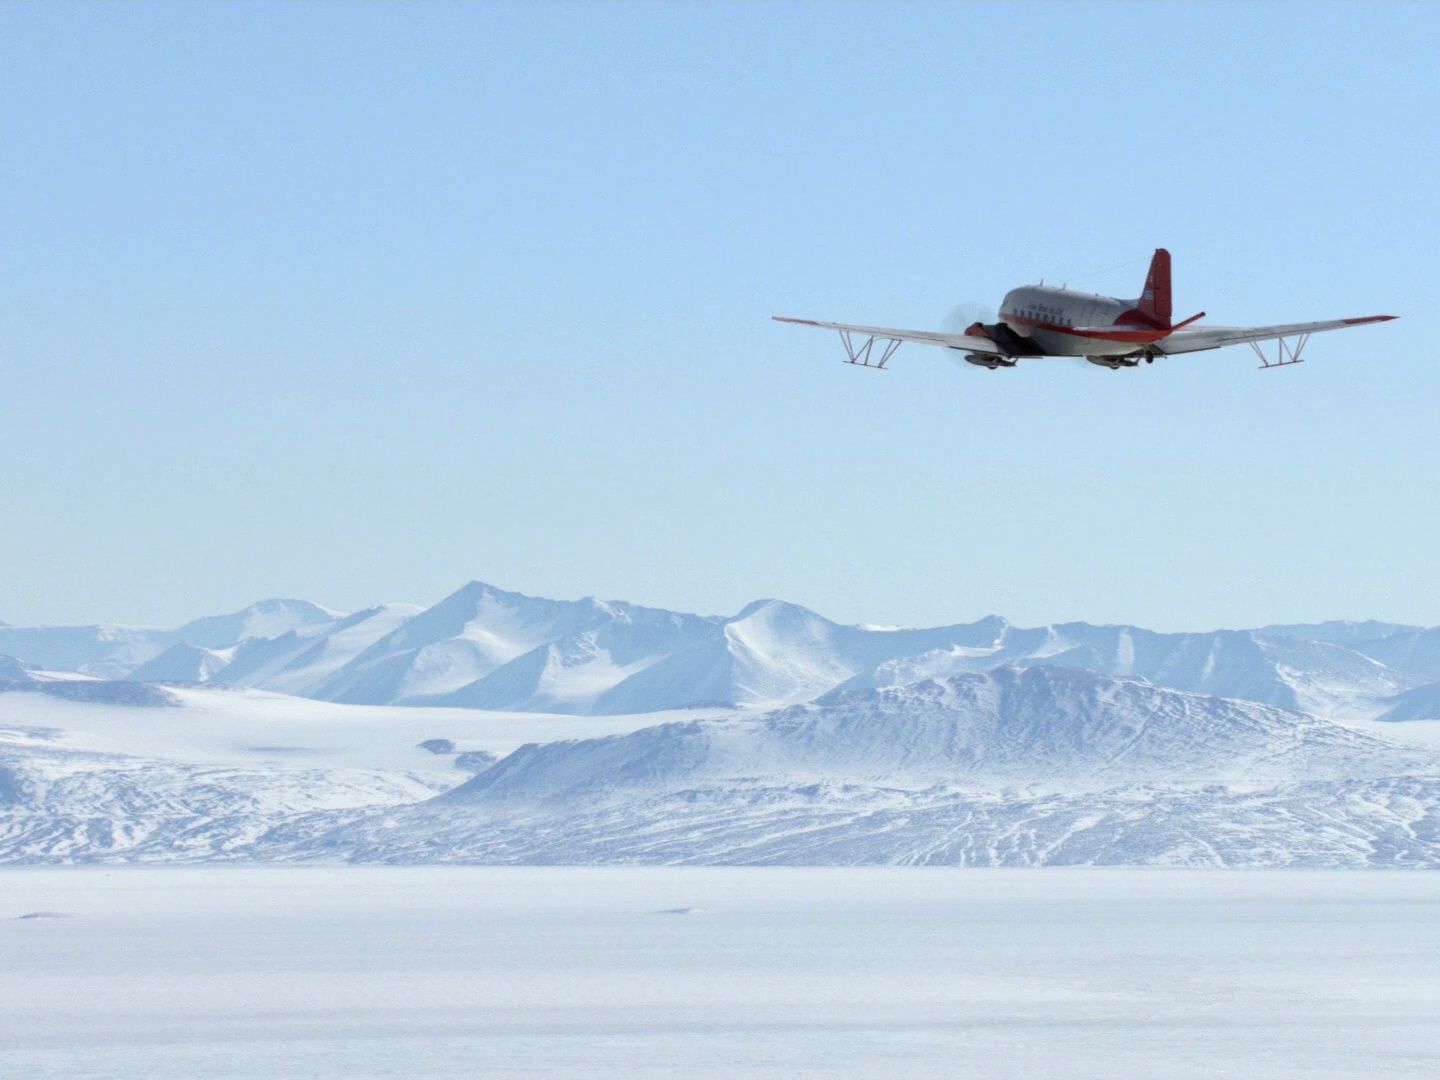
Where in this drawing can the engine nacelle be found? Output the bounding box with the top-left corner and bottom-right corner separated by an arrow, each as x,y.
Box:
965,321 -> 1044,358
960,351 -> 1016,370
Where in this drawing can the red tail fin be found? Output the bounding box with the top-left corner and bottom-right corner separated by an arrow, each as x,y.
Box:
1137,248 -> 1172,328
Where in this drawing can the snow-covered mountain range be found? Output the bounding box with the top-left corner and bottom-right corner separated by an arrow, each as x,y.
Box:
3,582 -> 1440,867
3,582 -> 1437,719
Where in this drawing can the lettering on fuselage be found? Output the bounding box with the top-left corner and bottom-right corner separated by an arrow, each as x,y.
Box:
1012,301 -> 1063,321
1002,290 -> 1082,329
1004,288 -> 1128,325
996,287 -> 1140,356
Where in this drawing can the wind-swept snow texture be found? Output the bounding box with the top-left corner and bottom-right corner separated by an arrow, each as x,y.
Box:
3,666 -> 1440,866
3,868 -> 1439,1079
281,668 -> 1440,867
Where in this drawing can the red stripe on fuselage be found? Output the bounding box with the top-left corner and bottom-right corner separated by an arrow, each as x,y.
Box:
1001,313 -> 1172,344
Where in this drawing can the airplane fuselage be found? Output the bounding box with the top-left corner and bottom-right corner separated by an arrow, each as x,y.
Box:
963,249 -> 1187,363
996,285 -> 1172,358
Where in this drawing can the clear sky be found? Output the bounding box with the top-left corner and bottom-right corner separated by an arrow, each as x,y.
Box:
1,1 -> 1436,631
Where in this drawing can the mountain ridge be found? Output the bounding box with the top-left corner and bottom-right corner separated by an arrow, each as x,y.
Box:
1,582 -> 1436,721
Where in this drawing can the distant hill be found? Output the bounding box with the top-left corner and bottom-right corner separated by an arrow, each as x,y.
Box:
285,666 -> 1440,867
0,583 -> 1434,721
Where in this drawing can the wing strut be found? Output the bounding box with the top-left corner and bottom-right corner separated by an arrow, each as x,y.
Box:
1251,332 -> 1311,370
839,329 -> 902,370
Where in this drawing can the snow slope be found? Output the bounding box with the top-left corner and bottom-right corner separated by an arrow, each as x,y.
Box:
0,599 -> 347,679
0,685 -> 719,863
1356,626 -> 1440,682
127,643 -> 229,683
268,666 -> 1437,867
458,666 -> 1422,801
6,664 -> 1435,866
336,584 -> 723,711
5,584 -> 1437,720
312,775 -> 1440,867
1380,681 -> 1440,722
305,593 -> 1437,718
206,603 -> 423,695
853,623 -> 1414,718
0,624 -> 166,680
168,598 -> 341,650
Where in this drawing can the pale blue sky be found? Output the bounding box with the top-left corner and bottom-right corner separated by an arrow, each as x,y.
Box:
1,1 -> 1436,631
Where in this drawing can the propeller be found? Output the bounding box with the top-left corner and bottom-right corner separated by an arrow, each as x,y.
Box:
942,301 -> 997,335
941,302 -> 998,367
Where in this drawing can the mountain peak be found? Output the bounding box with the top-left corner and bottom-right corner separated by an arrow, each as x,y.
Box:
453,579 -> 506,598
443,580 -> 567,610
732,598 -> 828,623
171,598 -> 342,650
128,642 -> 228,684
248,597 -> 342,616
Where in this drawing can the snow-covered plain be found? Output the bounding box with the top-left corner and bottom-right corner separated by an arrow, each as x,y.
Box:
2,867 -> 1439,1079
0,684 -> 711,770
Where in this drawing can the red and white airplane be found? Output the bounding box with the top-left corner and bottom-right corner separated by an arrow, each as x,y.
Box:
774,249 -> 1396,371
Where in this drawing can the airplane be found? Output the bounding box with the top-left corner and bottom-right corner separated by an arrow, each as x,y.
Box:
773,249 -> 1396,371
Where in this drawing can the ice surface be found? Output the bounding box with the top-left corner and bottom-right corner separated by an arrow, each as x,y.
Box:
1,867 -> 1438,1078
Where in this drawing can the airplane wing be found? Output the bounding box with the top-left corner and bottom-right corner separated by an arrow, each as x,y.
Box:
1158,314 -> 1396,355
772,315 -> 1005,356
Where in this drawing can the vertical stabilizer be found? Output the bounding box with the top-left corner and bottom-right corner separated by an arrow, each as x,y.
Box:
1137,248 -> 1172,327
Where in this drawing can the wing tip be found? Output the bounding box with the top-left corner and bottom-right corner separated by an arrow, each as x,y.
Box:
1345,314 -> 1399,325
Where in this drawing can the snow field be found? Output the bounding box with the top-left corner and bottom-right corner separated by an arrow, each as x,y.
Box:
2,867 -> 1439,1078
